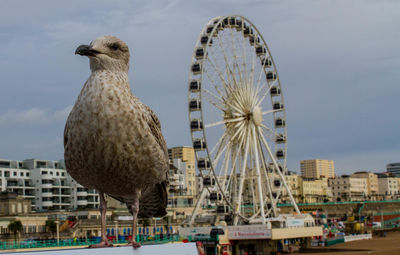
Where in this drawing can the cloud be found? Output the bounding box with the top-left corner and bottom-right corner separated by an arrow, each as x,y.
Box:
0,106 -> 72,126
0,0 -> 399,173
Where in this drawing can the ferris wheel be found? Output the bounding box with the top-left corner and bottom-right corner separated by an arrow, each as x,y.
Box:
188,15 -> 300,226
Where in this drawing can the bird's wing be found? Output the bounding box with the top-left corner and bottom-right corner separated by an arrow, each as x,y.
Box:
109,181 -> 168,218
139,103 -> 168,160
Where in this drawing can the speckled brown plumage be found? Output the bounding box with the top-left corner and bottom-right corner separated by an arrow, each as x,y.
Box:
64,36 -> 168,248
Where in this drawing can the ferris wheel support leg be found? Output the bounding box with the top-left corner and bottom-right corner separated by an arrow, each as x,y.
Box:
234,131 -> 251,225
189,187 -> 208,226
252,126 -> 266,224
257,127 -> 301,215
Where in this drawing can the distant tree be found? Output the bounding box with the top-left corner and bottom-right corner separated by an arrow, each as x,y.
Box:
45,220 -> 57,238
8,220 -> 23,242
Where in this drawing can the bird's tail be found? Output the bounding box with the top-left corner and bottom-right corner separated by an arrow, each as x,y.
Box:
135,181 -> 168,218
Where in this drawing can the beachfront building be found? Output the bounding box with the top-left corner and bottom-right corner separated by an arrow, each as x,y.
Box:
387,162 -> 400,177
328,176 -> 367,202
377,174 -> 399,200
300,178 -> 332,203
300,159 -> 335,179
0,158 -> 99,211
351,172 -> 379,200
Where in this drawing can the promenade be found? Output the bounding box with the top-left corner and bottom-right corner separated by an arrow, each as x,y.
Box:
301,231 -> 400,255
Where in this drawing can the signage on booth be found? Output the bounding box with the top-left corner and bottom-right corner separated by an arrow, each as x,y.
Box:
228,225 -> 271,240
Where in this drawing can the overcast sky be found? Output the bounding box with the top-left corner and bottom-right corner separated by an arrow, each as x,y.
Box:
0,0 -> 399,175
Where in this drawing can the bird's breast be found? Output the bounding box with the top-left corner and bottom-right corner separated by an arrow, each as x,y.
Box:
65,72 -> 162,193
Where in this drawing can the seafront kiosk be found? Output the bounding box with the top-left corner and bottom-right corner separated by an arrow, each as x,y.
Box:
181,214 -> 323,254
227,214 -> 323,254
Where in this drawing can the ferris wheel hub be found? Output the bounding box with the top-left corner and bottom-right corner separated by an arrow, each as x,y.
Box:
252,106 -> 263,126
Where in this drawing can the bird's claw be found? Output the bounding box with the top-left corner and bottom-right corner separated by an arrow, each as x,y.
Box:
126,241 -> 141,249
89,241 -> 113,248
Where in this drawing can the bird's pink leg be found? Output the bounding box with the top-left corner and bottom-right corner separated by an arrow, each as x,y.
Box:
127,198 -> 141,249
89,192 -> 113,248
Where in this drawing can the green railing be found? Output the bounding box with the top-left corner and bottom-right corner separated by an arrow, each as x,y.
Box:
278,199 -> 400,207
0,235 -> 181,250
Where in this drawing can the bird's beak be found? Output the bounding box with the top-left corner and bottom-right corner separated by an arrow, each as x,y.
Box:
75,45 -> 101,57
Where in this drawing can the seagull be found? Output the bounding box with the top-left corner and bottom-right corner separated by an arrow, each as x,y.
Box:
64,36 -> 169,248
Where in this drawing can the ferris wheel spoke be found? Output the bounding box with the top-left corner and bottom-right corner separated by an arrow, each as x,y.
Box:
209,132 -> 229,156
255,81 -> 275,107
240,20 -> 249,86
234,129 -> 251,225
259,124 -> 276,141
224,128 -> 245,194
262,109 -> 281,115
216,32 -> 240,89
205,116 -> 245,129
256,131 -> 278,216
206,53 -> 234,95
229,28 -> 244,85
253,68 -> 267,109
251,125 -> 266,223
257,126 -> 300,214
219,143 -> 233,195
248,33 -> 258,87
204,65 -> 227,99
203,89 -> 225,111
254,80 -> 268,101
212,138 -> 229,169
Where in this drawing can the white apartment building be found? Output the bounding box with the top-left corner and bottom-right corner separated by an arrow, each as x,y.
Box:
377,175 -> 399,198
0,158 -> 99,211
328,176 -> 367,202
351,171 -> 379,199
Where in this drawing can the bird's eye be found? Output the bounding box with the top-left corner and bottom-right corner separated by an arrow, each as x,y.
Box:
110,43 -> 119,50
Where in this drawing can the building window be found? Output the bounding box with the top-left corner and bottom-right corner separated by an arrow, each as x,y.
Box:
13,172 -> 17,176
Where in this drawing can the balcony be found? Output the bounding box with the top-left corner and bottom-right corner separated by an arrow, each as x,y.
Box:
42,201 -> 53,207
77,191 -> 88,196
77,200 -> 88,206
58,193 -> 71,197
41,183 -> 53,188
7,183 -> 23,189
53,201 -> 71,206
41,174 -> 53,179
53,183 -> 71,188
42,192 -> 53,197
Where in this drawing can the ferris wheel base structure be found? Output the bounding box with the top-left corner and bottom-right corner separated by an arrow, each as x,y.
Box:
188,15 -> 300,226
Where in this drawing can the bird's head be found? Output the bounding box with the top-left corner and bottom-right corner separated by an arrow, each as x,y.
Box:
75,36 -> 130,73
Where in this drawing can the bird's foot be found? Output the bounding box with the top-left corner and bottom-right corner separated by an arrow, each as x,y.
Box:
89,240 -> 113,248
126,241 -> 141,249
